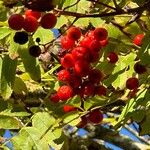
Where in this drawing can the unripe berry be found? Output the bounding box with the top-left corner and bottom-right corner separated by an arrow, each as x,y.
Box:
60,53 -> 74,68
67,27 -> 81,41
134,62 -> 146,74
88,109 -> 103,124
57,85 -> 73,101
29,45 -> 41,57
13,31 -> 28,45
23,16 -> 39,32
61,36 -> 75,50
63,105 -> 77,113
40,13 -> 57,29
25,9 -> 41,20
93,28 -> 108,41
57,69 -> 71,82
8,14 -> 24,30
107,52 -> 118,64
126,77 -> 139,90
133,34 -> 144,46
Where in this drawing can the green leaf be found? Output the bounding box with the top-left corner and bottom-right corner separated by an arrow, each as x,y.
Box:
0,111 -> 30,117
66,95 -> 81,108
0,55 -> 17,99
12,127 -> 49,150
0,27 -> 11,40
17,45 -> 41,82
0,115 -> 22,129
13,76 -> 28,95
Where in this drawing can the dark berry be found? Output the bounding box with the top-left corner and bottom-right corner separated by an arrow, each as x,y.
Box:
13,31 -> 28,45
23,16 -> 39,32
133,34 -> 144,46
126,77 -> 139,90
36,37 -> 41,43
93,28 -> 108,41
134,62 -> 146,74
8,14 -> 24,30
82,82 -> 95,96
67,27 -> 81,41
40,13 -> 57,29
95,85 -> 107,96
29,45 -> 41,57
107,52 -> 118,64
57,85 -> 73,101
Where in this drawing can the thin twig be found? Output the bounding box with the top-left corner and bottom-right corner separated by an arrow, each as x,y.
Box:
63,0 -> 80,10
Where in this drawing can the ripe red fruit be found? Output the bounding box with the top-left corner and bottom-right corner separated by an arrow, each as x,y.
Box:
82,82 -> 95,96
107,52 -> 118,64
134,62 -> 146,74
126,77 -> 139,90
68,74 -> 82,88
23,16 -> 39,32
63,105 -> 77,113
95,85 -> 107,96
89,40 -> 101,53
57,85 -> 73,101
93,28 -> 108,41
71,47 -> 90,61
100,38 -> 108,47
60,53 -> 74,68
57,69 -> 71,82
79,36 -> 92,48
50,93 -> 60,103
74,60 -> 91,77
88,109 -> 103,124
40,13 -> 57,29
25,9 -> 41,20
67,27 -> 82,41
89,69 -> 103,84
61,36 -> 75,50
133,34 -> 144,46
8,14 -> 24,30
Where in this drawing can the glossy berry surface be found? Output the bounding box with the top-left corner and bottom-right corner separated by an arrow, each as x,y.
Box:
126,77 -> 139,90
61,53 -> 74,68
61,36 -> 75,50
67,27 -> 82,41
25,9 -> 41,19
23,16 -> 39,32
8,14 -> 24,30
63,105 -> 77,113
133,34 -> 144,46
134,62 -> 146,74
93,28 -> 108,41
88,109 -> 103,124
40,13 -> 57,29
57,69 -> 71,82
29,45 -> 41,57
13,31 -> 28,45
107,52 -> 118,64
57,85 -> 73,101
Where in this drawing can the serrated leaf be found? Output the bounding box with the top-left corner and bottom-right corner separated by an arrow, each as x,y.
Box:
0,115 -> 22,129
12,127 -> 49,150
0,55 -> 17,99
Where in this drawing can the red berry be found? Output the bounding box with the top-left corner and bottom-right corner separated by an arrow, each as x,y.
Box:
61,36 -> 75,50
89,51 -> 100,63
89,69 -> 103,84
100,38 -> 109,47
95,85 -> 107,96
77,116 -> 87,128
88,109 -> 103,124
57,85 -> 73,101
63,105 -> 77,113
25,9 -> 41,20
80,36 -> 92,48
40,13 -> 57,29
67,27 -> 81,41
57,69 -> 71,82
134,62 -> 146,74
8,14 -> 24,30
71,46 -> 90,61
74,60 -> 91,77
107,52 -> 118,64
93,28 -> 108,41
69,74 -> 82,88
50,93 -> 60,103
133,34 -> 144,46
89,40 -> 101,53
23,16 -> 39,32
82,82 -> 95,96
61,53 -> 75,69
126,77 -> 139,90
